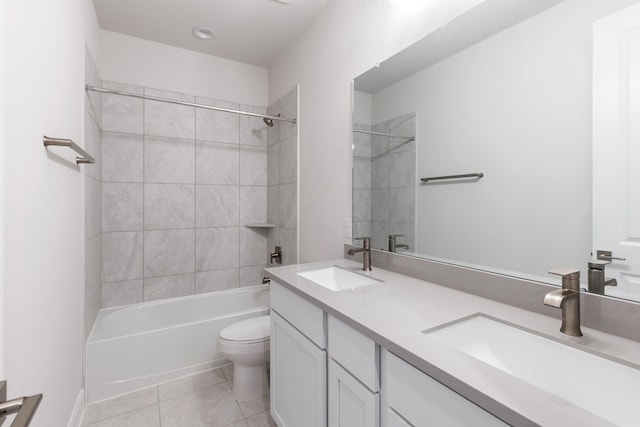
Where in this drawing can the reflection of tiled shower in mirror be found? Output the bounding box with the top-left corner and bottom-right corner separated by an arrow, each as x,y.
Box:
353,112 -> 416,252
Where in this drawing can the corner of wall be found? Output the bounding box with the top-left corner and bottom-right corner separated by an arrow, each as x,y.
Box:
0,0 -> 5,380
67,389 -> 85,427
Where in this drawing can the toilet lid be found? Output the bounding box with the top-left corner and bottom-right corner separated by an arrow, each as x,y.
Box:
220,315 -> 270,342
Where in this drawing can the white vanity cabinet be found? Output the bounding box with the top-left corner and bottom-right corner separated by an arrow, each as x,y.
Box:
327,315 -> 380,427
383,351 -> 508,427
270,281 -> 327,427
270,278 -> 506,427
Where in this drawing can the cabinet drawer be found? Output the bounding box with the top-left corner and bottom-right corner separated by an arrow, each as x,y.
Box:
328,315 -> 379,391
271,280 -> 325,348
384,351 -> 508,426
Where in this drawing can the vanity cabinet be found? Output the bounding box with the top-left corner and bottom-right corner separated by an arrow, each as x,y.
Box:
383,351 -> 508,427
270,281 -> 326,427
270,279 -> 505,427
327,315 -> 380,427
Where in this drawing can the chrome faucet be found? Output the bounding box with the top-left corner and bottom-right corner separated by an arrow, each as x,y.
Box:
587,260 -> 617,295
347,237 -> 371,271
388,234 -> 409,253
543,268 -> 583,337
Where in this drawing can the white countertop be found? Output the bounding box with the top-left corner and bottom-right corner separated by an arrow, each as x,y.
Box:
266,259 -> 640,427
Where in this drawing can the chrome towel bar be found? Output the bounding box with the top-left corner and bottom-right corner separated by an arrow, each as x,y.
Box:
420,172 -> 484,183
353,129 -> 414,141
43,136 -> 95,165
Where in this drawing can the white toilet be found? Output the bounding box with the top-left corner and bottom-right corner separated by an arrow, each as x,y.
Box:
217,315 -> 271,401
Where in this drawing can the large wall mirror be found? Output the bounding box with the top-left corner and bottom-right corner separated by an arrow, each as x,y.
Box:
352,0 -> 640,302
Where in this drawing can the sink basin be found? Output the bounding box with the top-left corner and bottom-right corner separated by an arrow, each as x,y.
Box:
296,266 -> 383,291
423,314 -> 640,425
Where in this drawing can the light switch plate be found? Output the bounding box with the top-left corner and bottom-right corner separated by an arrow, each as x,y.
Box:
344,218 -> 352,239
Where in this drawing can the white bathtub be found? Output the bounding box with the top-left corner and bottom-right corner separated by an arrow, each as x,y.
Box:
86,285 -> 270,403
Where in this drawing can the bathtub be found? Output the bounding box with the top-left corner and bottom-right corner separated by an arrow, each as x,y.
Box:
86,285 -> 270,403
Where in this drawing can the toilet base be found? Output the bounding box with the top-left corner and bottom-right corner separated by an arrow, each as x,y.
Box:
232,362 -> 269,401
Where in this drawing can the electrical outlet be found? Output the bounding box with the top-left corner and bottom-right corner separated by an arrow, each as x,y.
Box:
344,218 -> 353,239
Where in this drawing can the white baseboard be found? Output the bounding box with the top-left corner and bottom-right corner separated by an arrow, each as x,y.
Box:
67,388 -> 85,427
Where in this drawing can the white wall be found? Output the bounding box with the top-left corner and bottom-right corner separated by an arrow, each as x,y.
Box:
268,0 -> 485,262
4,0 -> 100,425
0,0 -> 5,380
99,30 -> 269,107
369,0 -> 639,278
353,91 -> 372,126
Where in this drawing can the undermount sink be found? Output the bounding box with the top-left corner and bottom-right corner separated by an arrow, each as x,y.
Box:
423,314 -> 640,425
296,266 -> 383,292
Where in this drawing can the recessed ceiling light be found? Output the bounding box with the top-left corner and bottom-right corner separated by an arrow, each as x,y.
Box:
192,26 -> 214,40
272,0 -> 291,4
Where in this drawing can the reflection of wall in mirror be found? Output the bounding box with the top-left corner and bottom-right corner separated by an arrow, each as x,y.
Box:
353,109 -> 416,252
354,0 -> 639,280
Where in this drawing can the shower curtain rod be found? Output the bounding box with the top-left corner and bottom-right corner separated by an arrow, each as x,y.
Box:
85,85 -> 297,124
353,129 -> 414,141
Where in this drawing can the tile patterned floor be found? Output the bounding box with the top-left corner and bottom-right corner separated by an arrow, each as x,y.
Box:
82,365 -> 276,427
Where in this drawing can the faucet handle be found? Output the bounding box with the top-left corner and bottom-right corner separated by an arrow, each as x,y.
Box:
549,268 -> 580,291
354,236 -> 370,248
588,259 -> 610,269
597,250 -> 626,262
549,268 -> 580,278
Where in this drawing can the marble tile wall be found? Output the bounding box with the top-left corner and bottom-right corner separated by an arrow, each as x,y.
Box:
353,123 -> 372,243
353,113 -> 416,252
85,49 -> 102,338
266,87 -> 298,266
101,81 -> 273,307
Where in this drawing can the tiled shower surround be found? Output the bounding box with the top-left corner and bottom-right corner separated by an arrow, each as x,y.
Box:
353,113 -> 416,251
267,90 -> 298,266
99,82 -> 298,308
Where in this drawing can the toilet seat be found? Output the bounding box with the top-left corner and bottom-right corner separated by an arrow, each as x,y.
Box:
219,315 -> 270,343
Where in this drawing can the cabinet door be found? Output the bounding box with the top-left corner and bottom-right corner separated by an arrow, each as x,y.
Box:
329,359 -> 379,427
271,311 -> 326,427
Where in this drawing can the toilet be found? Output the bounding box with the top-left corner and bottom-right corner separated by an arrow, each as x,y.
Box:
217,315 -> 271,401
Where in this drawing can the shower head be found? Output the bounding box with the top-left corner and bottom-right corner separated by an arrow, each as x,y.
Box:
263,113 -> 280,128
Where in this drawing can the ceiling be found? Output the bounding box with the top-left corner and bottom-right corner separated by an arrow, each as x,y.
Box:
92,0 -> 332,67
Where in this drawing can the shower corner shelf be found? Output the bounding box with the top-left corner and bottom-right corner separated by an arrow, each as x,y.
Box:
245,223 -> 277,228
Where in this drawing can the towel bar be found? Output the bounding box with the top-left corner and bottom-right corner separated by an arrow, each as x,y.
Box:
43,135 -> 95,165
420,172 -> 484,183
